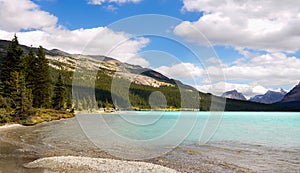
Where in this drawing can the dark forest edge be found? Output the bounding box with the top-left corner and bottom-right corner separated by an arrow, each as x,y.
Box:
0,36 -> 74,125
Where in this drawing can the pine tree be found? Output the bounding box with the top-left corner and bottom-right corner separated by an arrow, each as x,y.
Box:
0,81 -> 3,96
23,47 -> 51,108
8,71 -> 20,109
23,48 -> 36,87
0,35 -> 23,97
65,91 -> 73,110
34,46 -> 51,108
24,88 -> 33,111
52,74 -> 65,110
8,72 -> 28,117
74,94 -> 79,110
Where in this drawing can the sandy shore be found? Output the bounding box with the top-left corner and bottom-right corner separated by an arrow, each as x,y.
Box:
24,156 -> 179,173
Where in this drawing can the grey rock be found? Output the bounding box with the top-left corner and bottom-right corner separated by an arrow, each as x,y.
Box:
221,90 -> 247,100
250,89 -> 287,104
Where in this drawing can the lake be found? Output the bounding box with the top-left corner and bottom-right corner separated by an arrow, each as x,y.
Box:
0,111 -> 299,172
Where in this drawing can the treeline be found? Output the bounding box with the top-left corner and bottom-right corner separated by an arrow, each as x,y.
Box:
91,69 -> 201,110
0,36 -> 72,124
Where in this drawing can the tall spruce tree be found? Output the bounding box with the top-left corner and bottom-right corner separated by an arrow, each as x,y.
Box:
23,47 -> 51,108
52,74 -> 65,110
0,35 -> 23,97
8,71 -> 28,117
23,48 -> 36,87
34,46 -> 51,108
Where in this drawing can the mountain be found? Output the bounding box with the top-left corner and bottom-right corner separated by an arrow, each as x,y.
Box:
221,90 -> 247,101
0,39 -> 299,111
278,82 -> 300,108
250,89 -> 287,104
0,39 -> 199,110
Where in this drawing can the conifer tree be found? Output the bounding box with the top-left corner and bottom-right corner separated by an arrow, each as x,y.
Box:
52,74 -> 65,110
34,46 -> 51,108
8,72 -> 28,117
23,47 -> 51,108
23,48 -> 36,87
0,35 -> 23,97
65,97 -> 73,110
9,71 -> 21,109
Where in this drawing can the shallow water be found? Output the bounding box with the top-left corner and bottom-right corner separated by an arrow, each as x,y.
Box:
0,111 -> 299,172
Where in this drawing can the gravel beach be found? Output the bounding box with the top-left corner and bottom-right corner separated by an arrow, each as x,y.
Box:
24,156 -> 179,173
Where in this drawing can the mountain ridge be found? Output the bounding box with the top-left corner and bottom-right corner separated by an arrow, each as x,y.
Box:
222,90 -> 247,101
250,89 -> 287,104
278,82 -> 300,108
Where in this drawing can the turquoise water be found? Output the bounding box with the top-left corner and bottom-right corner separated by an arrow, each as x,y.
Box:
77,111 -> 300,152
208,112 -> 300,148
1,111 -> 299,172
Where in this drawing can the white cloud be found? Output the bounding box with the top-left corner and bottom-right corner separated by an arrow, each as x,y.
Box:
0,27 -> 150,66
206,57 -> 221,64
104,37 -> 150,66
195,82 -> 275,99
0,0 -> 58,31
0,0 -> 149,66
88,0 -> 141,5
104,4 -> 118,12
152,52 -> 300,97
199,53 -> 299,88
154,62 -> 204,80
222,53 -> 300,86
176,0 -> 300,53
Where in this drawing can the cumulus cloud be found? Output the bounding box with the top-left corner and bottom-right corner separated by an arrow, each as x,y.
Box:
153,52 -> 300,97
0,27 -> 150,66
88,0 -> 141,5
222,53 -> 300,86
0,0 -> 58,31
154,62 -> 204,80
200,53 -> 300,88
176,0 -> 300,53
104,4 -> 118,12
0,0 -> 149,66
103,36 -> 150,66
195,82 -> 273,99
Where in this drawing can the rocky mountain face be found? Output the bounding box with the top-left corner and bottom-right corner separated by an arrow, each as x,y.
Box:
250,89 -> 287,104
279,82 -> 300,108
46,51 -> 199,90
0,39 -> 179,89
281,83 -> 300,102
221,90 -> 247,101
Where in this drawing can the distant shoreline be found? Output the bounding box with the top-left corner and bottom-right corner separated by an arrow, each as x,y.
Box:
2,110 -> 299,127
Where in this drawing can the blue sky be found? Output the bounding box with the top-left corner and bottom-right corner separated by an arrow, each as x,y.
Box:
32,0 -> 202,29
0,0 -> 299,98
